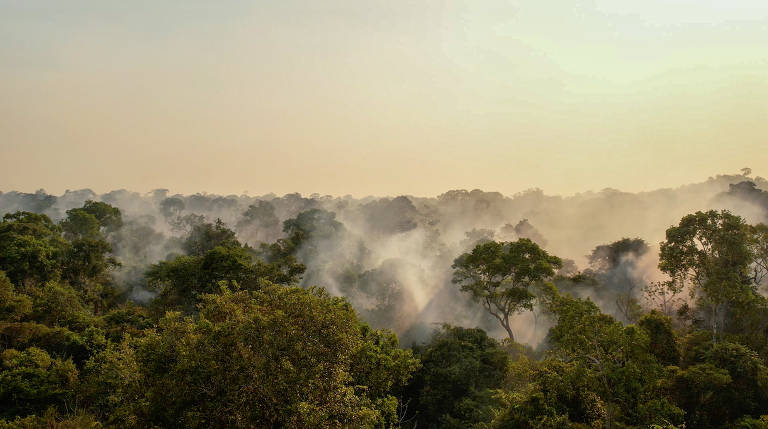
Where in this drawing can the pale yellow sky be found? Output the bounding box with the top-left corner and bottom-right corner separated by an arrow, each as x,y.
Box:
1,1 -> 767,197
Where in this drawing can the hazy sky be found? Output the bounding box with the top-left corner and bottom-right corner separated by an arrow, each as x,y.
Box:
2,1 -> 767,197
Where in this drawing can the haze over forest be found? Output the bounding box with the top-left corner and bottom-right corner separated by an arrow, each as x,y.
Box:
3,171 -> 768,428
3,171 -> 767,344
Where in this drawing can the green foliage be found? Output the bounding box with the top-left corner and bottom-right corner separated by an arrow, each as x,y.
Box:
147,244 -> 302,311
735,415 -> 768,429
100,304 -> 152,342
0,212 -> 67,286
4,199 -> 768,428
29,281 -> 95,331
0,322 -> 91,366
61,201 -> 122,240
61,238 -> 119,288
669,338 -> 768,428
0,347 -> 78,419
182,218 -> 239,256
79,200 -> 123,234
0,272 -> 32,322
404,326 -> 510,429
517,290 -> 685,428
282,208 -> 344,253
60,209 -> 101,241
637,311 -> 680,366
56,202 -> 123,312
103,284 -> 417,428
256,239 -> 306,283
148,219 -> 306,311
146,254 -> 206,310
78,341 -> 140,425
152,222 -> 245,293
351,325 -> 422,427
494,359 -> 608,428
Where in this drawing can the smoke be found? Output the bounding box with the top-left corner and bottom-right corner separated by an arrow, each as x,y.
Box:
1,170 -> 766,345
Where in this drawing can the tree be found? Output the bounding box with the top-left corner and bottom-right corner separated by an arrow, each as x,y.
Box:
78,340 -> 140,425
0,271 -> 32,322
58,202 -> 122,310
588,238 -> 649,272
146,246 -> 260,312
182,219 -> 240,257
29,281 -> 94,331
669,338 -> 768,428
281,209 -> 345,257
61,238 -> 119,289
452,239 -> 562,341
61,200 -> 122,240
60,210 -> 101,241
359,196 -> 419,235
637,311 -> 680,366
586,237 -> 650,322
404,326 -> 509,429
268,209 -> 360,288
643,280 -> 684,317
160,197 -> 185,219
79,200 -> 122,233
749,223 -> 768,289
659,210 -> 755,340
236,201 -> 280,244
147,239 -> 304,312
528,288 -> 683,428
108,284 -> 417,428
0,212 -> 67,286
0,347 -> 78,419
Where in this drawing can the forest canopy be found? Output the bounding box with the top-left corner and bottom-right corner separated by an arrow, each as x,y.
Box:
1,173 -> 768,428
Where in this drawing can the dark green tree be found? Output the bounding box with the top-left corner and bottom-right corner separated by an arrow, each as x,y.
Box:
669,338 -> 768,428
404,326 -> 509,429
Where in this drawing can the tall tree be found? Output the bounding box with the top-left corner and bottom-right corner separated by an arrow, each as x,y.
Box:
59,202 -> 122,310
452,239 -> 561,342
659,210 -> 755,340
749,223 -> 768,288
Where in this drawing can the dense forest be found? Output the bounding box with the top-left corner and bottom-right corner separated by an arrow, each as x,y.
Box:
1,171 -> 768,428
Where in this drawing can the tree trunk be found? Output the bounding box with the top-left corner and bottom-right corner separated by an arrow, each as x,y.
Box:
502,317 -> 515,343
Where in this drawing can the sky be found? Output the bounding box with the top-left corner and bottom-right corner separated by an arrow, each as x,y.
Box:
1,0 -> 767,197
